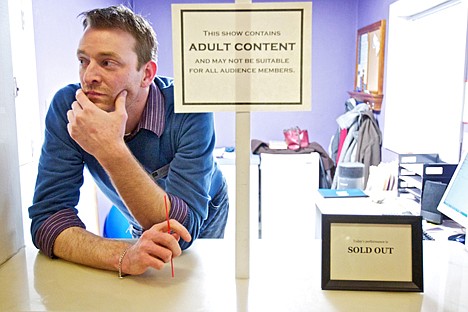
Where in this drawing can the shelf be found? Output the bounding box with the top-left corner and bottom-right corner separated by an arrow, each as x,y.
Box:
399,175 -> 423,190
399,187 -> 422,201
397,153 -> 456,205
347,91 -> 383,112
400,163 -> 424,176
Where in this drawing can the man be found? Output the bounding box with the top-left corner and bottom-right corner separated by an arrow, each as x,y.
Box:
29,5 -> 229,277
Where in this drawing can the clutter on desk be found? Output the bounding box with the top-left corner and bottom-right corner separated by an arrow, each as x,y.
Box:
251,138 -> 336,188
267,140 -> 287,150
336,162 -> 365,190
214,146 -> 235,159
329,100 -> 382,189
423,219 -> 466,242
366,161 -> 398,192
283,126 -> 309,151
318,188 -> 368,198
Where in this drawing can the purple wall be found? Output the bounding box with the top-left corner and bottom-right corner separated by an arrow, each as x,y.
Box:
32,0 -> 396,152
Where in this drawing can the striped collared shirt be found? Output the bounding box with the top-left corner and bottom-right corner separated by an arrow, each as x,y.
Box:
127,81 -> 165,138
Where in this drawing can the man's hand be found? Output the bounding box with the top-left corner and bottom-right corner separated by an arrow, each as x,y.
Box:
121,220 -> 192,276
66,89 -> 128,158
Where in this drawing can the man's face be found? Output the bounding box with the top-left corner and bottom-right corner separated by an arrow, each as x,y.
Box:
77,27 -> 145,112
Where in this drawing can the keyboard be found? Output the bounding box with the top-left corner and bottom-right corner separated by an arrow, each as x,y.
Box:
423,231 -> 435,241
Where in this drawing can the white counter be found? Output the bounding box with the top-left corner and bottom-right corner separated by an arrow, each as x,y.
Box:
1,238 -> 468,311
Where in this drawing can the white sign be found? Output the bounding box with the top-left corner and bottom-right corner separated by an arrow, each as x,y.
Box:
172,2 -> 312,112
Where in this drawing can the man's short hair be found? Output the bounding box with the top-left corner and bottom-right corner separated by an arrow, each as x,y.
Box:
79,5 -> 158,69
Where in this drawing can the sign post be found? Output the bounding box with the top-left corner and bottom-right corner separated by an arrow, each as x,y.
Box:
235,0 -> 251,281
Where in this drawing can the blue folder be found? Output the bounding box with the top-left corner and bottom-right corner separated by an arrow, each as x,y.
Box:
318,188 -> 368,198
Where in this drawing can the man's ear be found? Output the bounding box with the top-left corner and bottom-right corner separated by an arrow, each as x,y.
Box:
141,60 -> 157,87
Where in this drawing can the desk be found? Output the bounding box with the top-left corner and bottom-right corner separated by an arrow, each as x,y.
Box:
315,193 -> 466,241
1,239 -> 468,311
315,193 -> 419,239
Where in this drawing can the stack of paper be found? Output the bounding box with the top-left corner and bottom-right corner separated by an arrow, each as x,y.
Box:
268,140 -> 287,150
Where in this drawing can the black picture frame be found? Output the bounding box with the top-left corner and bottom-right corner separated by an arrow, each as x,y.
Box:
321,214 -> 423,292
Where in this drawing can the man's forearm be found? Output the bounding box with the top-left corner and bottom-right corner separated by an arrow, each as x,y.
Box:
53,227 -> 130,271
97,142 -> 168,230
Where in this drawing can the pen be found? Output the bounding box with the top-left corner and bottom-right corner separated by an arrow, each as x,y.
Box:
164,195 -> 175,278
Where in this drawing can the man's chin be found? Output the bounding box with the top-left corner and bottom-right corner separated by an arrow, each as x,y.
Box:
95,102 -> 115,112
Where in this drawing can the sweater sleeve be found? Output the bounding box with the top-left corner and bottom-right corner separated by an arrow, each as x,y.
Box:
167,193 -> 189,226
29,84 -> 87,253
35,208 -> 86,258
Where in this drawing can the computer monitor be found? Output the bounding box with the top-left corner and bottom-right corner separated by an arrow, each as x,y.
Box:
437,152 -> 468,248
421,180 -> 448,224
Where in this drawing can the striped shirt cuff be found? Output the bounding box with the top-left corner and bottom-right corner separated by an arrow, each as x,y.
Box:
35,208 -> 86,258
166,193 -> 188,225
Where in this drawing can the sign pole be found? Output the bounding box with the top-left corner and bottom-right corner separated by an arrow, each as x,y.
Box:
234,0 -> 251,281
235,111 -> 250,279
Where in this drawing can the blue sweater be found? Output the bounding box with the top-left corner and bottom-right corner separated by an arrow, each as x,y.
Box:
29,76 -> 225,252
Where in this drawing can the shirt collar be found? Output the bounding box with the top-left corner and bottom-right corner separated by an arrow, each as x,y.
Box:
132,81 -> 165,137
